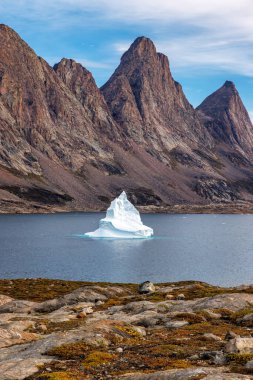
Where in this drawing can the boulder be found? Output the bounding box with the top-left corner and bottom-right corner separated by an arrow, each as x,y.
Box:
0,296 -> 13,307
237,313 -> 253,326
177,294 -> 185,300
33,287 -> 107,313
0,300 -> 36,314
0,358 -> 52,380
165,320 -> 189,329
225,337 -> 253,354
225,331 -> 238,341
139,282 -> 155,294
203,333 -> 222,341
245,360 -> 253,369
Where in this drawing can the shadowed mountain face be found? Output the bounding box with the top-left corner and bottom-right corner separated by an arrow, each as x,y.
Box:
197,81 -> 253,155
1,26 -> 253,213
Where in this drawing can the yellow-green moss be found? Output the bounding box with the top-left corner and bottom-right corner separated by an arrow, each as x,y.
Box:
227,353 -> 253,365
47,342 -> 90,360
36,372 -> 74,380
0,279 -> 137,302
115,325 -> 141,338
171,312 -> 205,324
82,351 -> 116,369
231,308 -> 253,322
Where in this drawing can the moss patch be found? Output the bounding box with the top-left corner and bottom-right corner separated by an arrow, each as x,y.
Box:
47,341 -> 91,360
227,353 -> 253,365
0,279 -> 137,302
36,372 -> 75,380
82,351 -> 116,369
114,325 -> 141,338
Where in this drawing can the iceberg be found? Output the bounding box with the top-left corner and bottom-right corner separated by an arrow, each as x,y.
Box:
84,191 -> 153,238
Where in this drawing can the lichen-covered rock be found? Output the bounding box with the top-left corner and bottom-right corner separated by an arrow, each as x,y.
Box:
225,337 -> 253,354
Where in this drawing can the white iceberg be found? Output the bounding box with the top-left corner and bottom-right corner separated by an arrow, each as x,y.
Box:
84,191 -> 153,239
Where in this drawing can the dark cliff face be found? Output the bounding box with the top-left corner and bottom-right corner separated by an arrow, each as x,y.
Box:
101,37 -> 212,163
197,81 -> 253,155
53,58 -> 120,141
1,26 -> 253,212
0,24 -> 122,176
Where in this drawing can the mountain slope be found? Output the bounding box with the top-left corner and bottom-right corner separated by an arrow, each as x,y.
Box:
197,81 -> 253,155
101,37 -> 213,165
1,26 -> 253,212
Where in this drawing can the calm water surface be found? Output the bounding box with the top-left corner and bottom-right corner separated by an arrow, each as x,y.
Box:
0,213 -> 253,286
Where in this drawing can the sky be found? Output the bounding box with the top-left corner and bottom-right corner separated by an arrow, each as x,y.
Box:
1,0 -> 253,116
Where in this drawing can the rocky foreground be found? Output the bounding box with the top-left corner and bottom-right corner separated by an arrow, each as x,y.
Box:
2,280 -> 253,379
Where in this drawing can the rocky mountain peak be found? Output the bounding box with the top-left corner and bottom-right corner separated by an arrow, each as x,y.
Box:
101,36 -> 211,157
53,58 -> 92,92
197,81 -> 253,152
224,80 -> 236,89
121,36 -> 157,62
0,24 -> 17,36
54,57 -> 120,141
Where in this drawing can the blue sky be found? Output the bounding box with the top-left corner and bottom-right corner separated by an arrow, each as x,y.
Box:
1,0 -> 253,117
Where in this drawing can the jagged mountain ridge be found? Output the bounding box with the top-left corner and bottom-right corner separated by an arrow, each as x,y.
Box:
1,25 -> 253,212
197,81 -> 253,155
101,37 -> 213,165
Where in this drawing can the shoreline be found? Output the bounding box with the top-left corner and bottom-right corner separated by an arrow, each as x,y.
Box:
2,201 -> 253,215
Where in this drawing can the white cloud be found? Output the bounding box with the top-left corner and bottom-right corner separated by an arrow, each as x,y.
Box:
45,56 -> 111,70
2,0 -> 253,77
113,43 -> 131,54
73,58 -> 111,69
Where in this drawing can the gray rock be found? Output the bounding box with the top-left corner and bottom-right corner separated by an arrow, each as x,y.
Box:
119,367 -> 226,379
246,359 -> 253,369
203,333 -> 222,341
0,300 -> 36,314
176,294 -> 185,300
33,286 -> 107,313
167,293 -> 253,313
237,313 -> 253,326
139,281 -> 155,294
0,296 -> 13,307
137,317 -> 160,328
204,375 -> 253,379
225,337 -> 253,354
158,286 -> 174,294
0,358 -> 52,380
204,310 -> 222,319
165,320 -> 189,329
225,331 -> 238,341
212,352 -> 227,365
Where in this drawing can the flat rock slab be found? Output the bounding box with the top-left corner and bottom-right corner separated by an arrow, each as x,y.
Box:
0,358 -> 52,380
225,337 -> 253,354
0,296 -> 13,308
120,368 -> 253,379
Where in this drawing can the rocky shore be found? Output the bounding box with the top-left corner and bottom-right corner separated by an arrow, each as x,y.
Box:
2,201 -> 253,215
1,279 -> 253,379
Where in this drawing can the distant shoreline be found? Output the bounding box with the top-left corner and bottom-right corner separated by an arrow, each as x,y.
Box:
1,202 -> 253,215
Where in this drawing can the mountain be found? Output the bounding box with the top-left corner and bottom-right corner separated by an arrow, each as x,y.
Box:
0,24 -> 126,212
197,81 -> 253,155
101,37 -> 213,165
1,25 -> 253,213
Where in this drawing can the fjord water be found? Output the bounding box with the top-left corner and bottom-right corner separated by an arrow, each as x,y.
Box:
0,213 -> 253,286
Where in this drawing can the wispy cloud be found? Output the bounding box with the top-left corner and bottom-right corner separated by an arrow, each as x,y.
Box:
45,56 -> 111,70
2,0 -> 253,78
